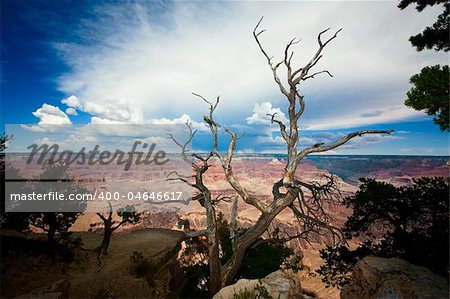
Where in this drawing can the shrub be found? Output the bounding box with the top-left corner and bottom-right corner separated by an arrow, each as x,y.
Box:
130,251 -> 152,278
317,177 -> 449,288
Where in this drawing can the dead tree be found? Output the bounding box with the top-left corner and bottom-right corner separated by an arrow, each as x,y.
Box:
95,202 -> 141,262
169,17 -> 393,295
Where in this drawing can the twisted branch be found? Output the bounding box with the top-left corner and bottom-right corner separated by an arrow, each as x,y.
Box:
297,130 -> 394,162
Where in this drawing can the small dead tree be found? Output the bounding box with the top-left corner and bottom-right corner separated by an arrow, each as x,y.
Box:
95,202 -> 141,261
169,17 -> 393,295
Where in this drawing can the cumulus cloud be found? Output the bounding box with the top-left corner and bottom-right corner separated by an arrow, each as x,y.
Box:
61,95 -> 141,122
247,102 -> 288,125
65,107 -> 78,115
32,104 -> 71,125
23,104 -> 72,132
61,95 -> 82,109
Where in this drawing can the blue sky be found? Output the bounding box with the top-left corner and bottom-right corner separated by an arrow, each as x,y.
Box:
1,0 -> 448,155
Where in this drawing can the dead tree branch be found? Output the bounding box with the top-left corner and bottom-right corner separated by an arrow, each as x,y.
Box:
196,93 -> 268,213
230,196 -> 238,241
297,130 -> 394,162
267,112 -> 289,142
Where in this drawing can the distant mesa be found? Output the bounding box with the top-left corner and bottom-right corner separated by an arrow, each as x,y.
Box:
267,157 -> 283,166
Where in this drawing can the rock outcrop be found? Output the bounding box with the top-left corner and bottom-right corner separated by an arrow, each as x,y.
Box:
213,270 -> 304,299
341,256 -> 449,299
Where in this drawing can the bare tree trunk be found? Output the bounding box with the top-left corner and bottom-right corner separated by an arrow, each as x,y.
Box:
198,172 -> 222,294
222,191 -> 297,286
95,203 -> 114,263
94,202 -> 140,266
205,198 -> 222,295
99,221 -> 112,255
47,214 -> 57,244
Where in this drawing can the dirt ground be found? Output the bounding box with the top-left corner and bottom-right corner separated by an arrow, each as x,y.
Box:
2,229 -> 341,299
1,229 -> 184,298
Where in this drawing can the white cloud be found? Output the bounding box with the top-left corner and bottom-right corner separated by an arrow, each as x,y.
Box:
62,95 -> 141,122
149,114 -> 209,131
61,95 -> 82,109
33,136 -> 53,145
90,116 -> 125,124
88,112 -> 209,133
23,104 -> 72,132
65,107 -> 78,116
32,104 -> 71,125
247,102 -> 288,125
53,1 -> 446,131
83,101 -> 140,122
148,114 -> 190,125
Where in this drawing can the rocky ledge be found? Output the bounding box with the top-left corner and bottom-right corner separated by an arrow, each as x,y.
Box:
213,269 -> 305,299
341,256 -> 448,299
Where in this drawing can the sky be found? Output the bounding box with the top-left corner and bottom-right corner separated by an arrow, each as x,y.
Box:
1,0 -> 449,155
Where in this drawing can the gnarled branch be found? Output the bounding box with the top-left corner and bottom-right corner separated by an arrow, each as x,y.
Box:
198,93 -> 268,213
267,112 -> 289,142
292,28 -> 343,85
297,130 -> 394,162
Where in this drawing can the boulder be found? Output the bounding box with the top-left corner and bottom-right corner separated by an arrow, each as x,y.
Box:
213,270 -> 304,299
341,256 -> 449,299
